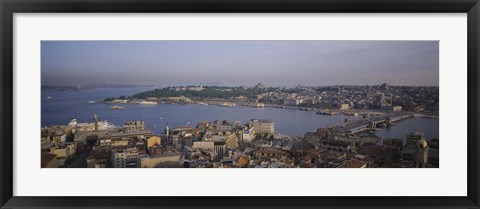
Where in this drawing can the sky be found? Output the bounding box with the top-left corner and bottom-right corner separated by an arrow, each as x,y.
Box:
41,40 -> 439,87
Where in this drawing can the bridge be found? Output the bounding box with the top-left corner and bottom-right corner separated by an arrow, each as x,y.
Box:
335,113 -> 413,135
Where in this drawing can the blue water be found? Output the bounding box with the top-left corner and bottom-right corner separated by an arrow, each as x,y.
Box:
376,118 -> 439,140
42,87 -> 439,139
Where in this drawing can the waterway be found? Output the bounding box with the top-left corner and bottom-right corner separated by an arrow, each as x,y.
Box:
42,87 -> 439,139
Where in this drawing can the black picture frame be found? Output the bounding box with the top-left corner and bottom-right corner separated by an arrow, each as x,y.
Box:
1,0 -> 479,208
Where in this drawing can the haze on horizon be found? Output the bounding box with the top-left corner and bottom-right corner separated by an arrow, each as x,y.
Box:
41,40 -> 439,87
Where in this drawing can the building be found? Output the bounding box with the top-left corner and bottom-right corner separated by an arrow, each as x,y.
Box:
251,119 -> 275,135
111,147 -> 139,168
99,137 -> 129,147
225,133 -> 239,149
147,136 -> 161,149
192,141 -> 215,150
415,139 -> 429,168
339,103 -> 350,110
213,141 -> 227,162
320,140 -> 355,152
358,145 -> 399,166
284,98 -> 302,106
51,143 -> 76,163
400,139 -> 430,168
137,154 -> 181,168
337,159 -> 367,168
86,149 -> 110,168
392,105 -> 403,112
165,96 -> 192,103
41,125 -> 74,143
215,121 -> 235,132
123,121 -> 146,133
406,132 -> 424,144
241,127 -> 255,142
41,153 -> 59,168
196,121 -> 209,129
255,147 -> 288,159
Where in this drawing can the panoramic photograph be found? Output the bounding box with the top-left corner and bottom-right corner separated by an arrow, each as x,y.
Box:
40,40 -> 439,168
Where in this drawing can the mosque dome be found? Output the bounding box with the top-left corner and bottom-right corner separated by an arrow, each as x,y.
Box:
416,139 -> 428,149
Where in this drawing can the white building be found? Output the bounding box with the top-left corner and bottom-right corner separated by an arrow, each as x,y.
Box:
192,141 -> 215,150
251,119 -> 275,135
241,127 -> 255,142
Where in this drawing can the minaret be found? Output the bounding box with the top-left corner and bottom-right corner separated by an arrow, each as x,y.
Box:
165,122 -> 169,138
415,139 -> 429,168
94,114 -> 99,132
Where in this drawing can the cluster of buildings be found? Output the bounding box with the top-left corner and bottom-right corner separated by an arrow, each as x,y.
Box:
256,83 -> 438,113
41,113 -> 439,168
106,83 -> 438,116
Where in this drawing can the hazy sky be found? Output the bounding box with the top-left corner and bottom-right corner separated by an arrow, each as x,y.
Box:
41,41 -> 439,87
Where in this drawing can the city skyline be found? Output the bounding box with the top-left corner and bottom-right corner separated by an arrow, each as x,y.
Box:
41,40 -> 439,87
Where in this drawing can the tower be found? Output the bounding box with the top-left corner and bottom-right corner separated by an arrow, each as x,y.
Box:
93,114 -> 99,132
165,122 -> 169,138
415,139 -> 429,168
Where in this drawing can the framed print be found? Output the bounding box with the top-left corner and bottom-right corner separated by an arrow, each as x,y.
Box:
1,0 -> 479,208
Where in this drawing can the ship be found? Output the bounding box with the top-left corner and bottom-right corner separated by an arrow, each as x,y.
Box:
316,109 -> 339,115
76,120 -> 116,131
220,102 -> 236,107
109,105 -> 126,110
139,101 -> 157,105
343,111 -> 359,116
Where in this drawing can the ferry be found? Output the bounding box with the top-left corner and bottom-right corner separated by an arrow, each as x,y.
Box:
343,112 -> 359,116
220,102 -> 236,107
109,105 -> 126,110
139,101 -> 157,105
256,103 -> 265,108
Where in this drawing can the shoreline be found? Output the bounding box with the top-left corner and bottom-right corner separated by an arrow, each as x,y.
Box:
105,98 -> 439,118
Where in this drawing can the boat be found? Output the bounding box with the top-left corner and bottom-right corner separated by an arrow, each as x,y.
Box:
220,102 -> 236,107
198,102 -> 209,106
343,112 -> 359,116
256,103 -> 265,108
88,101 -> 95,104
109,105 -> 126,110
139,101 -> 157,105
47,96 -> 53,100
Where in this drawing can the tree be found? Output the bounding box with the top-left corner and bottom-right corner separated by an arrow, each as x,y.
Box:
104,97 -> 115,102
